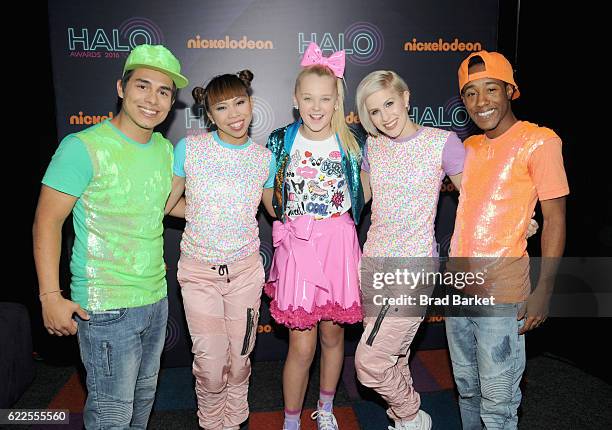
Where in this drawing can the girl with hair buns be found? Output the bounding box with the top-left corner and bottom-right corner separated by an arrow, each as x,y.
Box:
165,70 -> 275,430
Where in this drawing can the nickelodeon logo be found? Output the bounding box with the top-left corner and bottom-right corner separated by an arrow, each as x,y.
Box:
440,179 -> 457,193
404,38 -> 482,52
69,111 -> 114,125
257,324 -> 275,334
345,111 -> 360,124
187,35 -> 274,49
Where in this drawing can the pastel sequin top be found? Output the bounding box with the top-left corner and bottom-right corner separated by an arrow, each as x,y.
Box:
180,132 -> 272,264
363,126 -> 462,257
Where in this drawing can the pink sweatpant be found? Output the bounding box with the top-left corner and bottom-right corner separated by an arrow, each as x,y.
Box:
355,314 -> 424,421
177,252 -> 264,430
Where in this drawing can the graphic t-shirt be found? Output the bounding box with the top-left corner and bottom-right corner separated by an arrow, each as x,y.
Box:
284,131 -> 351,219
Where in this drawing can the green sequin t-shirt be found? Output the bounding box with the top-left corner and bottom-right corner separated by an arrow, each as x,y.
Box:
43,120 -> 173,311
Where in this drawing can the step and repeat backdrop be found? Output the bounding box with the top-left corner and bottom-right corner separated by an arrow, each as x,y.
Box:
47,0 -> 498,366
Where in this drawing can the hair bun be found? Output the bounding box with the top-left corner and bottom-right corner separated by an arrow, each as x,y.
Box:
237,69 -> 254,87
192,86 -> 206,104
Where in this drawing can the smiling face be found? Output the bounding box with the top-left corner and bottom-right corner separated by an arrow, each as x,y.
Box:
115,67 -> 174,142
364,87 -> 415,139
461,63 -> 517,139
294,72 -> 338,140
208,94 -> 253,145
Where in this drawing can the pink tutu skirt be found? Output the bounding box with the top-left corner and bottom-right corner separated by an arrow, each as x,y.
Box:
265,212 -> 363,329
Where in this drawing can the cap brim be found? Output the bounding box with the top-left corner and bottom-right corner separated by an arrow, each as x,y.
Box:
126,64 -> 189,89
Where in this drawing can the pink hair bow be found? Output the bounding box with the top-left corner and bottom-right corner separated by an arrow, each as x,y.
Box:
300,42 -> 345,78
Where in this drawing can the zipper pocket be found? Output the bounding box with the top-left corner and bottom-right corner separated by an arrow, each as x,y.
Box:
366,304 -> 390,346
241,308 -> 255,355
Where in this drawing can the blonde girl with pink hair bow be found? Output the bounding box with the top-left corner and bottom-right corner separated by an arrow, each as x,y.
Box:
262,42 -> 367,430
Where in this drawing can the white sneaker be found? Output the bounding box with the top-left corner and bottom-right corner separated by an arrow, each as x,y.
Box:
388,410 -> 432,430
310,408 -> 339,430
282,419 -> 300,430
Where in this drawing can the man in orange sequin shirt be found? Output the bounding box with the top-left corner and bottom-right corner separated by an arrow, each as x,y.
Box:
446,50 -> 569,429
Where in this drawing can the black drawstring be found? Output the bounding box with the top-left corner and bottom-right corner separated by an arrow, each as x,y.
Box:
211,265 -> 230,282
218,264 -> 228,276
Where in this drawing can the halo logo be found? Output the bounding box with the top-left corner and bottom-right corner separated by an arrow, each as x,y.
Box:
164,315 -> 181,352
183,96 -> 275,143
185,107 -> 208,130
408,97 -> 477,140
67,17 -> 163,54
443,96 -> 479,139
259,240 -> 273,278
250,96 -> 275,143
436,233 -> 453,257
298,22 -> 384,66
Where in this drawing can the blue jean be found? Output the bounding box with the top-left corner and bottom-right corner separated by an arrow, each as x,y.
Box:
76,297 -> 168,429
445,303 -> 526,430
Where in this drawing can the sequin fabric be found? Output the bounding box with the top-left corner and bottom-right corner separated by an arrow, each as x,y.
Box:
451,121 -> 559,258
363,127 -> 449,257
75,122 -> 173,310
450,121 -> 562,302
182,133 -> 272,264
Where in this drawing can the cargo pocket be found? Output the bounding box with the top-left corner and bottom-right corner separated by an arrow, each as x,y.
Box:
241,308 -> 259,355
366,304 -> 390,346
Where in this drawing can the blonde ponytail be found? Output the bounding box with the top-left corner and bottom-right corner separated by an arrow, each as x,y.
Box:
332,78 -> 359,155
